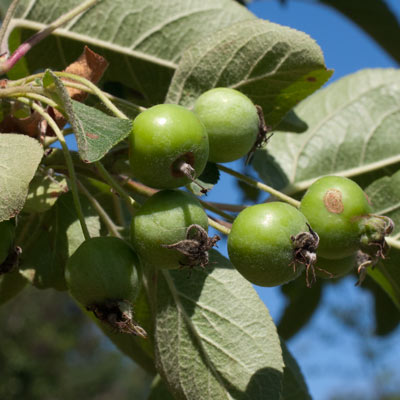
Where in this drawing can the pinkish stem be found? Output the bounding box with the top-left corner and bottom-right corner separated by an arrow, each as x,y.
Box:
0,0 -> 97,75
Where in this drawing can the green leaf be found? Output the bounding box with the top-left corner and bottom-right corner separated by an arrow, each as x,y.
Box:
22,174 -> 68,214
364,170 -> 400,237
71,100 -> 133,163
79,176 -> 131,233
361,277 -> 400,336
368,250 -> 400,310
19,191 -> 101,291
43,71 -> 133,163
0,270 -> 27,306
0,0 -> 12,18
275,110 -> 308,134
0,134 -> 43,222
373,287 -> 400,336
278,278 -> 322,340
166,19 -> 332,128
10,0 -> 253,104
186,162 -> 220,196
148,375 -> 175,400
364,171 -> 400,309
153,250 -> 284,400
280,338 -> 312,400
319,0 -> 400,64
253,69 -> 400,193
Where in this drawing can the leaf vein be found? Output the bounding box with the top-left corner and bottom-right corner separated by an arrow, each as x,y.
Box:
129,7 -> 224,50
290,80 -> 400,183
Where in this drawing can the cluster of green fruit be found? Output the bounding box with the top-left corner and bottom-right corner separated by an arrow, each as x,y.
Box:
129,87 -> 261,189
228,176 -> 393,288
1,87 -> 260,337
0,87 -> 393,338
66,88 -> 262,336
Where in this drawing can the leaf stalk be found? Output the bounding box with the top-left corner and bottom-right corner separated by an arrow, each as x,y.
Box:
217,164 -> 300,208
16,97 -> 91,240
0,0 -> 99,75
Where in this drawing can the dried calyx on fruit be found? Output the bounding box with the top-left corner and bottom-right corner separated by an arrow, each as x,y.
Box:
359,215 -> 393,259
356,215 -> 394,285
161,224 -> 220,269
129,104 -> 209,190
228,202 -> 319,288
87,300 -> 146,337
65,237 -> 146,338
131,190 -> 219,270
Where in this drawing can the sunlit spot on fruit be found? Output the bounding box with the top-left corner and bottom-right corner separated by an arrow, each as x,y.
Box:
157,117 -> 167,126
262,213 -> 274,226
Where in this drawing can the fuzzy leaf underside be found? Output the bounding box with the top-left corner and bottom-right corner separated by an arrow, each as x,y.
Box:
9,0 -> 253,105
365,170 -> 400,309
22,174 -> 68,214
43,71 -> 133,163
0,134 -> 43,222
154,250 -> 284,400
166,19 -> 332,128
70,100 -> 133,163
253,69 -> 400,193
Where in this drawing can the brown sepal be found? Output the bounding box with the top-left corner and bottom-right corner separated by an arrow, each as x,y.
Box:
46,46 -> 109,135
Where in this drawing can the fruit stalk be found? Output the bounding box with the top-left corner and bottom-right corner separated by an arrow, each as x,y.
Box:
217,164 -> 300,208
207,218 -> 231,236
200,201 -> 235,222
95,162 -> 138,213
385,236 -> 400,250
77,180 -> 122,238
17,97 -> 90,240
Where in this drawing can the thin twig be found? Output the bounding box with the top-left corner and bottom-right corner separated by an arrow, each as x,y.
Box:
16,96 -> 90,240
204,201 -> 246,213
57,72 -> 128,119
7,72 -> 146,117
43,128 -> 73,147
217,164 -> 301,208
95,162 -> 137,213
200,200 -> 234,222
208,217 -> 231,236
0,0 -> 98,74
386,236 -> 400,251
8,91 -> 59,108
122,177 -> 157,198
0,85 -> 46,97
77,180 -> 122,238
